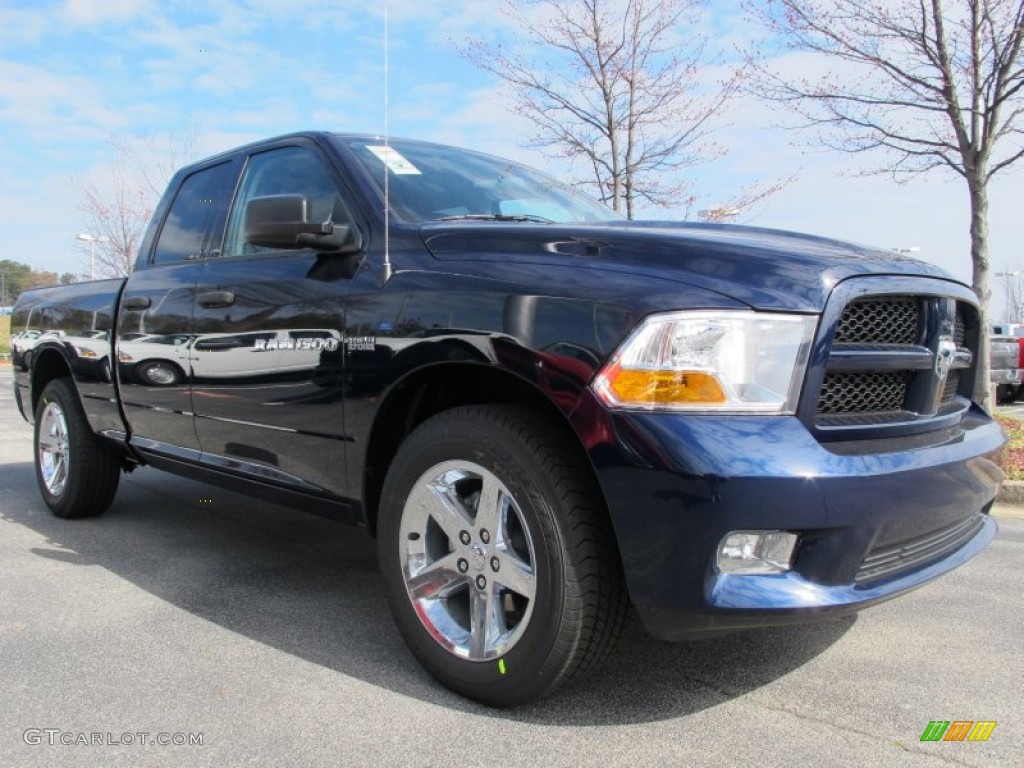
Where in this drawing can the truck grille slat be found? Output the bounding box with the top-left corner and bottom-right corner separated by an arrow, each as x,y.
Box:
856,514 -> 985,583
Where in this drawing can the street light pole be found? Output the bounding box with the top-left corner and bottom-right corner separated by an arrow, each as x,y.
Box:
995,270 -> 1022,323
75,233 -> 109,281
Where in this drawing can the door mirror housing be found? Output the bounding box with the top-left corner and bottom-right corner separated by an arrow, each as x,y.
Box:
243,194 -> 362,253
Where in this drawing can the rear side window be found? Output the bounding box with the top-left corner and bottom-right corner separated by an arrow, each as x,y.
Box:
152,162 -> 236,265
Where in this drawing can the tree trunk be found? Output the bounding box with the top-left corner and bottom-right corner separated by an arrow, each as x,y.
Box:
625,166 -> 634,219
968,176 -> 993,412
610,139 -> 622,213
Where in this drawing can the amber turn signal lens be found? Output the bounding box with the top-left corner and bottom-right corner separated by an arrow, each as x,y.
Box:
602,364 -> 727,405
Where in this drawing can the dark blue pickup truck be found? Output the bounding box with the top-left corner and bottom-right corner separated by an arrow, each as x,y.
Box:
10,132 -> 1004,706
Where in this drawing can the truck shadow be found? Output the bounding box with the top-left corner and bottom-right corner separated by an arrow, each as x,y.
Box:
1,462 -> 854,725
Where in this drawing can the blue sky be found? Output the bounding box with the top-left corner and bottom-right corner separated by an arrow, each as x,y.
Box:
2,0 -> 1023,315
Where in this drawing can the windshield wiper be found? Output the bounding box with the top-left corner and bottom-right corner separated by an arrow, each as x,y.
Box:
436,213 -> 555,224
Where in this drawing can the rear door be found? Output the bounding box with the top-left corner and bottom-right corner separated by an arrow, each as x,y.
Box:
117,158 -> 239,454
189,139 -> 365,496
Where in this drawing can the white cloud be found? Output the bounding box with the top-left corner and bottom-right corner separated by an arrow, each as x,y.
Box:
62,0 -> 149,24
0,4 -> 50,45
0,60 -> 133,141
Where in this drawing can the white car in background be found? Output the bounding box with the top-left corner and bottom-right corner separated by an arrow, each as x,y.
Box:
117,329 -> 341,385
190,329 -> 341,380
11,329 -> 65,366
117,333 -> 193,386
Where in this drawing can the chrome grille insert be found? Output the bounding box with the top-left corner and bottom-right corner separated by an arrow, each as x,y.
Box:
941,371 -> 961,403
818,372 -> 909,414
835,298 -> 921,345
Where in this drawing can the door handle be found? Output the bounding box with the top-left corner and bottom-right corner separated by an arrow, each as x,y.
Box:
197,290 -> 236,308
122,296 -> 152,310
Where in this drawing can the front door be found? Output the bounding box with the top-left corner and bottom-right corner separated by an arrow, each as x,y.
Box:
189,141 -> 364,496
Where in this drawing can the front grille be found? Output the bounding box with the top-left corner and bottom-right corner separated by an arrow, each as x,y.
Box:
813,293 -> 975,429
856,514 -> 985,583
835,297 -> 921,345
818,372 -> 909,414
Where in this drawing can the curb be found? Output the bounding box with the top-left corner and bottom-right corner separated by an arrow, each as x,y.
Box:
993,503 -> 1024,519
996,480 -> 1024,510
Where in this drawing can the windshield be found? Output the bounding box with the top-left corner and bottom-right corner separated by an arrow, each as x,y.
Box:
336,136 -> 621,225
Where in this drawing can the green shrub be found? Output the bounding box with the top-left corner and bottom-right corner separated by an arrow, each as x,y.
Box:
0,314 -> 10,358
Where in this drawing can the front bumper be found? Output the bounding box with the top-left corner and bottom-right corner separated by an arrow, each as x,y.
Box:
572,394 -> 1004,640
990,368 -> 1021,386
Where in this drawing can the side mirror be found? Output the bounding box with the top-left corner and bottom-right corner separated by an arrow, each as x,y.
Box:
244,194 -> 362,253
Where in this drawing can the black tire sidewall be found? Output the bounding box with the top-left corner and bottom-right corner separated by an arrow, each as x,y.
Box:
34,381 -> 76,516
378,409 -> 575,706
33,379 -> 114,518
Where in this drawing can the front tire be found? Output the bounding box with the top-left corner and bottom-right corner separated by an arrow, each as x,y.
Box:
34,379 -> 121,518
136,360 -> 182,386
378,405 -> 627,706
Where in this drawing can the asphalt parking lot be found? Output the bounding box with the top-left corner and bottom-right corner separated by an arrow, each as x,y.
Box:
1,366 -> 1021,767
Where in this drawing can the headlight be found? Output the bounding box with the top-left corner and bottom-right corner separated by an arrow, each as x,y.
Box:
593,310 -> 817,413
74,346 -> 97,358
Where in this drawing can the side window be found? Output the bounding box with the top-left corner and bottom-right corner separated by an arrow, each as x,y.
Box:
223,146 -> 352,257
152,162 -> 236,265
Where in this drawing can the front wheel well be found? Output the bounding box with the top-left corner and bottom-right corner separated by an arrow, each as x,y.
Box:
362,363 -> 592,535
30,348 -> 74,416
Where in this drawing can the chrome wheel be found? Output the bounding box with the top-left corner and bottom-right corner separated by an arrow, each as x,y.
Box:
38,401 -> 70,496
141,363 -> 178,386
399,460 -> 538,661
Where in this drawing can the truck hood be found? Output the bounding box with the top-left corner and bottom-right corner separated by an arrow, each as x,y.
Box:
419,221 -> 964,312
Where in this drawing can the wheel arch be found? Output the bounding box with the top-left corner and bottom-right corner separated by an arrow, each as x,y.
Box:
29,347 -> 77,420
362,361 -> 598,536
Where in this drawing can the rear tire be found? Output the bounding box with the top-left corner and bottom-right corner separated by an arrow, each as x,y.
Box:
34,379 -> 121,519
377,404 -> 627,707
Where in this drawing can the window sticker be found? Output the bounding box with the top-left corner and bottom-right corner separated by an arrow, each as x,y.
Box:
366,145 -> 422,175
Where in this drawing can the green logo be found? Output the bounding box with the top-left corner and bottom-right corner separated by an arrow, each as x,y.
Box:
920,720 -> 996,742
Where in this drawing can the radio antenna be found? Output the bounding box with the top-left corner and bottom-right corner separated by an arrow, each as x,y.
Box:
380,3 -> 394,284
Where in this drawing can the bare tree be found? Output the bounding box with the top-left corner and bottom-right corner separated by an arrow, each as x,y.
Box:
464,0 -> 746,218
128,123 -> 202,198
76,125 -> 202,279
76,149 -> 152,279
747,0 -> 1024,407
1010,280 -> 1024,321
697,175 -> 797,222
997,269 -> 1024,320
